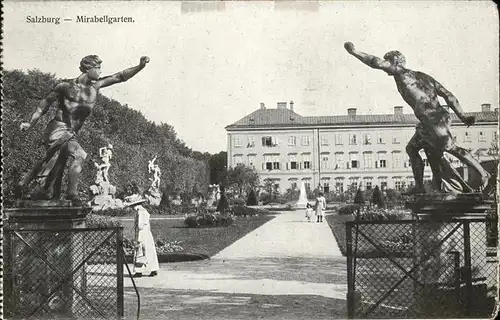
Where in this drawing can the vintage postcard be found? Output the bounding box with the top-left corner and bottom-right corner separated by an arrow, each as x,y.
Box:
2,1 -> 499,319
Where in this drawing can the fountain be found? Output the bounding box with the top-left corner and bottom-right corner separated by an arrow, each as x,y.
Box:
296,181 -> 309,209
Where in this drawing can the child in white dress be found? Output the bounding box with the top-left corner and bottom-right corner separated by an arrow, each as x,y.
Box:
305,203 -> 314,222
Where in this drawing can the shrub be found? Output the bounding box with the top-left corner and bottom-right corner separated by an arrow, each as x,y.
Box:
357,208 -> 410,221
86,214 -> 123,228
232,198 -> 246,206
92,207 -> 129,217
354,188 -> 365,204
246,189 -> 258,206
184,212 -> 234,228
371,185 -> 386,208
338,204 -> 359,215
184,215 -> 199,228
216,188 -> 229,213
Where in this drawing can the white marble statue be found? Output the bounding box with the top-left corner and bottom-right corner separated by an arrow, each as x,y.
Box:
148,156 -> 161,189
94,144 -> 113,183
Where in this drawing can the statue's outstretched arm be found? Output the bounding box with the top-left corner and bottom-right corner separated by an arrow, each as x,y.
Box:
97,56 -> 150,89
344,42 -> 397,74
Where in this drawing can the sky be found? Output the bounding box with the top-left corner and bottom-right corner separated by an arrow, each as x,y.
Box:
3,1 -> 499,153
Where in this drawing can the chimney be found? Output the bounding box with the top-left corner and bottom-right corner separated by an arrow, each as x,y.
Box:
481,103 -> 491,112
347,108 -> 357,116
394,106 -> 404,115
289,100 -> 294,111
277,101 -> 287,110
260,102 -> 266,110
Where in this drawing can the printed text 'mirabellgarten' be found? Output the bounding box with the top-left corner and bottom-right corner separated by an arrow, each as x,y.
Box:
26,15 -> 135,25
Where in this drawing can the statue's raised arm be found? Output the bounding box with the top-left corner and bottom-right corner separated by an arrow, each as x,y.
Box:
344,42 -> 402,75
97,56 -> 150,89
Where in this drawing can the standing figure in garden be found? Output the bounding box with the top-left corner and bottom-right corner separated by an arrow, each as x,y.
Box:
344,42 -> 490,194
315,192 -> 326,223
16,55 -> 150,204
126,195 -> 159,278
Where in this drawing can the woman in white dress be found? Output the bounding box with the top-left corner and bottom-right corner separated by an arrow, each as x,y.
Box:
125,195 -> 159,277
315,192 -> 326,223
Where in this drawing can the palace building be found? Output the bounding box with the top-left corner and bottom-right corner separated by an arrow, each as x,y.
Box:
225,101 -> 498,194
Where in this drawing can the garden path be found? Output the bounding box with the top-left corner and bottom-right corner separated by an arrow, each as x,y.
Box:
123,210 -> 347,319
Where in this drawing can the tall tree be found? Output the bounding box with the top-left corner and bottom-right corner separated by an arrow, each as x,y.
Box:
227,164 -> 260,197
209,151 -> 227,185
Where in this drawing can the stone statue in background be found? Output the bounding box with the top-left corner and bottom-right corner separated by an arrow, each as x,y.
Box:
344,42 -> 490,194
99,144 -> 113,182
16,55 -> 150,205
89,145 -> 123,210
145,156 -> 162,205
148,156 -> 162,189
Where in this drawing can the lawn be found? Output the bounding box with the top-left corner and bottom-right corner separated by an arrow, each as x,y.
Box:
325,213 -> 353,256
120,215 -> 275,257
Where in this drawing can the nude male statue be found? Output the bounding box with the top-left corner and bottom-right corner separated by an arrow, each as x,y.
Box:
17,55 -> 150,204
344,42 -> 490,193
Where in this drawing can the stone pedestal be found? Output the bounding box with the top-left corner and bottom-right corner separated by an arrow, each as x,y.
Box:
145,186 -> 162,206
4,201 -> 90,319
406,193 -> 494,318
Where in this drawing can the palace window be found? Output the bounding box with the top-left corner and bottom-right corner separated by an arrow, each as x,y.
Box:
288,154 -> 298,170
321,135 -> 329,146
464,131 -> 472,143
233,154 -> 243,165
363,134 -> 372,145
363,152 -> 373,169
272,154 -> 280,170
378,133 -> 386,144
302,153 -> 311,169
262,136 -> 273,147
323,181 -> 330,193
479,131 -> 486,142
234,136 -> 242,147
321,154 -> 329,169
364,179 -> 373,190
247,136 -> 255,148
301,136 -> 310,146
349,134 -> 358,145
392,152 -> 401,168
335,134 -> 343,145
247,154 -> 256,167
376,153 -> 387,168
349,153 -> 359,169
335,179 -> 344,193
335,153 -> 344,169
288,136 -> 296,146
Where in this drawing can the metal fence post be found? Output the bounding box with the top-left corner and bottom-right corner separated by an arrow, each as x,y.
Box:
463,220 -> 472,317
117,227 -> 125,319
346,221 -> 355,318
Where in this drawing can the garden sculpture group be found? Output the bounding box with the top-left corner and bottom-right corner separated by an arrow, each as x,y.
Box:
345,42 -> 492,197
89,144 -> 124,210
15,55 -> 150,205
145,156 -> 162,205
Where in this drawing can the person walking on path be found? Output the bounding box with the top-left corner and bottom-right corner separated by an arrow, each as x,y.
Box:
305,203 -> 314,222
125,195 -> 159,278
315,192 -> 326,223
